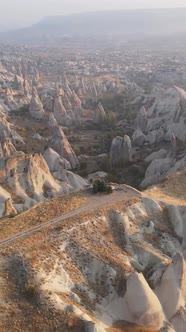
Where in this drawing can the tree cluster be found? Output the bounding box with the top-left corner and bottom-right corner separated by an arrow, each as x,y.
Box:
93,179 -> 113,194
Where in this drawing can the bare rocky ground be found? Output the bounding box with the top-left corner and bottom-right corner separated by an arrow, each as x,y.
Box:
0,173 -> 185,331
1,42 -> 186,331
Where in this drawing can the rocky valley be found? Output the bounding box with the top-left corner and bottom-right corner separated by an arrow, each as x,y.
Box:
0,7 -> 186,332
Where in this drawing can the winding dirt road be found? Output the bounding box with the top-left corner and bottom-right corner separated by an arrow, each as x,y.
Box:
0,185 -> 141,248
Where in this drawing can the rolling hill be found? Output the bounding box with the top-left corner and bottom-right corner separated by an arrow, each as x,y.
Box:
0,8 -> 186,46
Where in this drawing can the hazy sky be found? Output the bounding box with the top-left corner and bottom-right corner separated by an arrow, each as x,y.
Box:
1,0 -> 186,30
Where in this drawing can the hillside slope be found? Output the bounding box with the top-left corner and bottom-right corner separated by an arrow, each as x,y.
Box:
0,181 -> 185,331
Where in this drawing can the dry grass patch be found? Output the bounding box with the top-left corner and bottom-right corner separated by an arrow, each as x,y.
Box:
107,321 -> 157,332
0,193 -> 87,241
0,193 -> 157,332
145,168 -> 186,205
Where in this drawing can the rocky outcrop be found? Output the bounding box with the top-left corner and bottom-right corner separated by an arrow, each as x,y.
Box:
23,78 -> 30,96
132,127 -> 164,147
3,154 -> 80,217
140,158 -> 174,188
139,131 -> 186,189
40,90 -> 54,112
131,86 -> 186,168
132,130 -> 146,146
16,64 -> 23,78
99,271 -> 165,329
48,113 -> 58,128
13,74 -> 24,91
91,83 -> 98,101
155,252 -> 186,325
43,148 -> 71,172
63,74 -> 72,94
0,116 -> 24,144
171,307 -> 186,332
31,67 -> 40,87
182,213 -> 186,259
146,86 -> 186,143
70,91 -> 83,121
70,91 -> 82,109
29,87 -> 45,119
110,135 -> 132,166
53,89 -> 71,126
77,77 -> 87,97
161,204 -> 186,257
125,272 -> 165,329
146,128 -> 165,145
63,94 -> 72,110
169,155 -> 186,174
4,87 -> 18,110
0,61 -> 7,74
0,185 -> 12,218
53,169 -> 88,191
94,102 -> 107,123
5,87 -> 14,101
49,127 -> 79,169
148,86 -> 186,121
43,148 -> 87,192
32,133 -> 45,141
134,106 -> 148,133
4,198 -> 17,216
145,149 -> 168,163
165,119 -> 186,143
0,145 -> 86,217
0,140 -> 16,158
167,205 -> 183,238
0,152 -> 66,209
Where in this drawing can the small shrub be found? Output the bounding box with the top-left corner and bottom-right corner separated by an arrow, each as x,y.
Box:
93,179 -> 106,193
93,179 -> 113,194
106,185 -> 113,194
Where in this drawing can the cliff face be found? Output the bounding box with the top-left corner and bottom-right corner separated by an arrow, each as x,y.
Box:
0,117 -> 24,144
0,153 -> 60,202
0,141 -> 16,158
29,87 -> 45,119
110,135 -> 133,167
53,94 -> 68,125
0,148 -> 86,217
4,198 -> 17,216
49,127 -> 79,169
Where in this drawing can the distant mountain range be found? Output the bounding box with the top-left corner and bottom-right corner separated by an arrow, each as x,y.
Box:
1,8 -> 186,46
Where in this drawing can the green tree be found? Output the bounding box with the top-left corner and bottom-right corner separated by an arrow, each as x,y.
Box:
93,179 -> 113,194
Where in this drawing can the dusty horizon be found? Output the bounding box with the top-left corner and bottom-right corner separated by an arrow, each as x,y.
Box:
1,0 -> 186,31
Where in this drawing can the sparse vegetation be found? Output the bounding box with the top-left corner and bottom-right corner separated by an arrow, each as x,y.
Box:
93,179 -> 113,194
0,193 -> 87,241
107,321 -> 157,332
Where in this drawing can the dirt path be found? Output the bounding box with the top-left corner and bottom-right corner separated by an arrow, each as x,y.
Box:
0,185 -> 141,248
